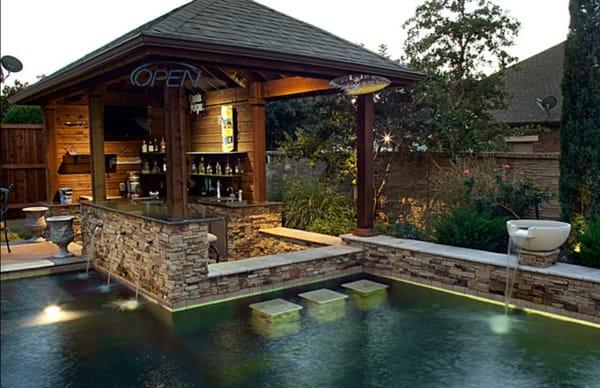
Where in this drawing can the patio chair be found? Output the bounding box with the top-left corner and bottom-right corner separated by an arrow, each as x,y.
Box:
208,232 -> 220,262
1,185 -> 12,253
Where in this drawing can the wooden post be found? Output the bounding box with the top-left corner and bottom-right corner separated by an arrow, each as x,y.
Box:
164,85 -> 189,219
353,94 -> 377,236
43,104 -> 59,202
249,82 -> 267,203
88,92 -> 106,202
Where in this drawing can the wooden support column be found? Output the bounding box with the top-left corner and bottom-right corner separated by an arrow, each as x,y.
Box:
164,85 -> 189,219
353,94 -> 377,236
88,92 -> 106,202
249,82 -> 267,203
43,104 -> 59,202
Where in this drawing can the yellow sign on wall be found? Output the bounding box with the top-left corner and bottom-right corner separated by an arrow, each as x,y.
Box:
220,105 -> 235,152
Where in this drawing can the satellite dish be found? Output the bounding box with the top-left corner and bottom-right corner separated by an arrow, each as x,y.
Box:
536,95 -> 557,111
1,55 -> 23,73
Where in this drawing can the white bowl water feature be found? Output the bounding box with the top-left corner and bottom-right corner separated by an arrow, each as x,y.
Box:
506,220 -> 571,252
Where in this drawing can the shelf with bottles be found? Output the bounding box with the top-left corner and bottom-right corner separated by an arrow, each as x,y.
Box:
188,154 -> 245,178
141,137 -> 167,155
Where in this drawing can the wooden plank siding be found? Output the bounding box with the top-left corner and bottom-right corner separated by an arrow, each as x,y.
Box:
189,87 -> 257,202
0,123 -> 47,217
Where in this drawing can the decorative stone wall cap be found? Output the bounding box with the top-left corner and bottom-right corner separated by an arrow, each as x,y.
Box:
82,201 -> 223,226
260,227 -> 342,246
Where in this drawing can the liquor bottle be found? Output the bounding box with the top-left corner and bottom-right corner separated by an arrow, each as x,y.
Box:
148,139 -> 154,153
191,161 -> 197,174
162,158 -> 167,172
206,162 -> 213,175
152,161 -> 160,173
199,157 -> 206,174
142,160 -> 150,173
160,137 -> 166,153
234,158 -> 243,174
215,162 -> 222,175
224,161 -> 232,175
154,138 -> 159,152
142,140 -> 148,153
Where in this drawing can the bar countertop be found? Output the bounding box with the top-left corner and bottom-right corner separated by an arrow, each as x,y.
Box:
81,199 -> 223,225
189,196 -> 283,209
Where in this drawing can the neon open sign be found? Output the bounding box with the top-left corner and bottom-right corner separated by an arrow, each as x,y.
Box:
130,62 -> 202,88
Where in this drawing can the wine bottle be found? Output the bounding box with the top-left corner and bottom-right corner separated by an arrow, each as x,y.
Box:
142,140 -> 148,153
160,137 -> 166,152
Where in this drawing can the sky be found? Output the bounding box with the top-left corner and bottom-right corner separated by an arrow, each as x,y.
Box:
0,0 -> 570,87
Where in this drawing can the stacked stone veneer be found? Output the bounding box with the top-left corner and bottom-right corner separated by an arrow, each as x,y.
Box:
342,235 -> 600,323
81,204 -> 210,309
187,202 -> 293,260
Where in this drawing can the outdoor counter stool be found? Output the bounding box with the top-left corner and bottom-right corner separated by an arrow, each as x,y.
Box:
208,232 -> 220,262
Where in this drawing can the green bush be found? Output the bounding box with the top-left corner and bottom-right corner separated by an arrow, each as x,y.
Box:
281,179 -> 355,236
2,105 -> 43,124
433,208 -> 508,253
377,220 -> 426,240
579,218 -> 600,268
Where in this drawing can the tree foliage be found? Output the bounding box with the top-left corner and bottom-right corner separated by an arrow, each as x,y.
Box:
400,0 -> 520,154
1,80 -> 28,120
559,0 -> 600,222
2,105 -> 43,124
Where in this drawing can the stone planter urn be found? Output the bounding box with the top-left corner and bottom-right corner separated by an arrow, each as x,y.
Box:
22,206 -> 49,242
46,215 -> 75,258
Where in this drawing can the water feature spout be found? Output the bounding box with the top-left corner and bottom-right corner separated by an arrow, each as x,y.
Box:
105,231 -> 126,289
84,225 -> 103,277
134,240 -> 152,301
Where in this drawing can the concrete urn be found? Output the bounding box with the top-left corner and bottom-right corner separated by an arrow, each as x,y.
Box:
22,206 -> 49,242
46,215 -> 75,258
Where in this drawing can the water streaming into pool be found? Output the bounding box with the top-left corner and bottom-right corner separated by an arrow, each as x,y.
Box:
1,272 -> 599,387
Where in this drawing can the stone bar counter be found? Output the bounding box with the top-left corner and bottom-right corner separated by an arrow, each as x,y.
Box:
81,200 -> 222,309
188,196 -> 288,260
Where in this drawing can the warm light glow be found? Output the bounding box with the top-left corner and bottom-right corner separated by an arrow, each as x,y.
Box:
44,305 -> 61,317
574,243 -> 581,253
382,133 -> 393,144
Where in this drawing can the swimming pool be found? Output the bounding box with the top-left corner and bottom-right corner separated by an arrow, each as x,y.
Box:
1,272 -> 599,387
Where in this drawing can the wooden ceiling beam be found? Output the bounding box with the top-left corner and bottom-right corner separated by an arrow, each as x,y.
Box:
260,76 -> 335,100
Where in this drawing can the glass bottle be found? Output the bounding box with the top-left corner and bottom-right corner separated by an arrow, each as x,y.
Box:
191,161 -> 197,174
199,157 -> 206,174
148,139 -> 154,153
215,162 -> 222,175
142,160 -> 150,173
225,160 -> 232,175
234,158 -> 244,175
142,140 -> 148,153
154,138 -> 159,152
206,162 -> 213,175
160,137 -> 166,153
162,158 -> 167,172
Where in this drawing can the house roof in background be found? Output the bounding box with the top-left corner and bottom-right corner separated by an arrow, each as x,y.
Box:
491,42 -> 565,126
11,0 -> 422,104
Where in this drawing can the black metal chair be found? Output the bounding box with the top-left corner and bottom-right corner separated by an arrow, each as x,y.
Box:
1,185 -> 12,253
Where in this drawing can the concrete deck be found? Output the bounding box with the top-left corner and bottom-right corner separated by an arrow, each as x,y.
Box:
1,241 -> 85,280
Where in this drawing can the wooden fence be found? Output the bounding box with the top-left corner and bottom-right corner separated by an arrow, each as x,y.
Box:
0,123 -> 47,218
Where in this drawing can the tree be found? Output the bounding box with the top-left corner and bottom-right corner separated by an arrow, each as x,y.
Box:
560,0 -> 600,222
1,80 -> 28,120
400,0 -> 520,154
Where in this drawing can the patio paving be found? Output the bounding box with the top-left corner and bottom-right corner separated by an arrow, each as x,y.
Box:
1,241 -> 85,280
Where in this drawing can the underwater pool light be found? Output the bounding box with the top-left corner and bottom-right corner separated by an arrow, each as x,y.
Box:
44,305 -> 62,317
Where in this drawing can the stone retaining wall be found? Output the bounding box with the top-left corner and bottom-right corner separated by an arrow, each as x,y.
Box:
188,202 -> 288,260
342,235 -> 600,323
81,204 -> 210,309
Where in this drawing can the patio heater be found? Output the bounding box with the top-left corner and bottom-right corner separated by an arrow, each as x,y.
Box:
0,55 -> 23,84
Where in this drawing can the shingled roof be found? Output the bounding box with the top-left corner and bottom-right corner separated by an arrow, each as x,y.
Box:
16,0 -> 420,103
491,42 -> 565,125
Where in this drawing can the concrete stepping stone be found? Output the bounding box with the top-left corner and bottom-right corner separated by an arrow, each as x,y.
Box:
342,279 -> 388,295
249,298 -> 302,319
298,288 -> 348,304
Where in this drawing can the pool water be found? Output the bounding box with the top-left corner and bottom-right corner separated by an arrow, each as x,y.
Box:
2,272 -> 599,387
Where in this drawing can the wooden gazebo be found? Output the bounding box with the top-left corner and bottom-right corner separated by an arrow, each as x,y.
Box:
10,0 -> 423,236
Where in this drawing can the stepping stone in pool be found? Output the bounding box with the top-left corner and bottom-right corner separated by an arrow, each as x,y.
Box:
298,288 -> 348,304
249,298 -> 303,319
342,280 -> 388,296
